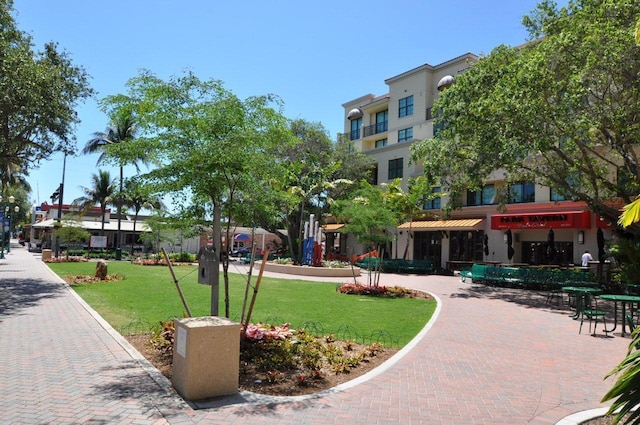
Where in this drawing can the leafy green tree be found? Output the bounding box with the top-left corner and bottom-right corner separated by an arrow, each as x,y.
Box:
383,176 -> 433,260
51,216 -> 90,260
0,0 -> 92,174
74,170 -> 116,236
253,121 -> 371,263
411,0 -> 640,235
332,181 -> 396,286
103,70 -> 289,317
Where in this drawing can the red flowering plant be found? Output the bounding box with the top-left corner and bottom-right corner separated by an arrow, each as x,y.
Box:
243,322 -> 294,341
337,283 -> 418,298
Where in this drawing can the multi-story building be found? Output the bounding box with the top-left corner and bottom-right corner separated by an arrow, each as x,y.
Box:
341,53 -> 613,270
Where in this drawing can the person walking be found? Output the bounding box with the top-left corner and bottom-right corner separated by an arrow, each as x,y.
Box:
581,249 -> 593,267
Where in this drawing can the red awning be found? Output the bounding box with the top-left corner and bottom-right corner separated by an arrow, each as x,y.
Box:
491,211 -> 591,230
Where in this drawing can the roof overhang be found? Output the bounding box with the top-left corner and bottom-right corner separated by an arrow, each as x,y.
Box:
323,224 -> 345,232
398,218 -> 484,230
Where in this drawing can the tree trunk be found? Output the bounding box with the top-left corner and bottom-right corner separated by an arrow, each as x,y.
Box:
211,199 -> 222,316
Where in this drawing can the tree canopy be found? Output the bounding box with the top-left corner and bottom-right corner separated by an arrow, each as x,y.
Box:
0,0 -> 92,181
102,70 -> 291,316
411,0 -> 640,234
253,120 -> 372,262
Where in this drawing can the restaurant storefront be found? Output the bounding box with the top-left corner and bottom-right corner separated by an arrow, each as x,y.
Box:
490,210 -> 591,265
398,218 -> 485,269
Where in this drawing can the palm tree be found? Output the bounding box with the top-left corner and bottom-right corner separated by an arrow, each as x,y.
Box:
0,160 -> 32,195
121,179 -> 165,254
82,109 -> 146,253
74,170 -> 115,236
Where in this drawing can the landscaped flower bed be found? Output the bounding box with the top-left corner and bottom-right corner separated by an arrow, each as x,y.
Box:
337,282 -> 425,298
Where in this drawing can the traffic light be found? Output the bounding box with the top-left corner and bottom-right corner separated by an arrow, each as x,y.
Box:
50,184 -> 62,203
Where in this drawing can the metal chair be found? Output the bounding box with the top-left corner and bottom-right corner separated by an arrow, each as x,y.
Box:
580,296 -> 608,336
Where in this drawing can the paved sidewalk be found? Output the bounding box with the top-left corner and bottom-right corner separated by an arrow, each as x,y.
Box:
0,244 -> 630,424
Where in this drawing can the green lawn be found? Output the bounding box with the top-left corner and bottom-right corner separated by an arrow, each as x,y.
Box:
48,261 -> 436,347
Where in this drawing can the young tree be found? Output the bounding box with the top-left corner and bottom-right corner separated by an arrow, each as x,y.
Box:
383,176 -> 433,260
51,216 -> 90,260
0,0 -> 92,174
411,0 -> 640,235
103,70 -> 289,317
331,181 -> 396,286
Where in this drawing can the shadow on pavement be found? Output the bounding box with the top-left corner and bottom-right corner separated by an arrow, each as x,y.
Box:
0,275 -> 66,320
455,282 -> 575,314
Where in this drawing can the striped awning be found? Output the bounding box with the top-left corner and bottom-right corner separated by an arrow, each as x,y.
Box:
398,218 -> 485,230
323,224 -> 345,231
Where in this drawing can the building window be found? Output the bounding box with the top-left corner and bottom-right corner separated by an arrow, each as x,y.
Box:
376,110 -> 388,133
426,107 -> 433,121
551,172 -> 579,201
350,117 -> 361,140
375,138 -> 387,148
449,230 -> 485,262
423,187 -> 442,210
398,127 -> 413,143
509,182 -> 535,203
370,163 -> 379,185
399,95 -> 413,118
467,184 -> 496,206
550,188 -> 566,202
388,158 -> 403,180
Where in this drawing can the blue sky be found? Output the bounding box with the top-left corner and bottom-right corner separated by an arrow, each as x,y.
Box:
13,0 -> 559,209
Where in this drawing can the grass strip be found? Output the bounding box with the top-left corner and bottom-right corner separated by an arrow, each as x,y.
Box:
47,261 -> 436,347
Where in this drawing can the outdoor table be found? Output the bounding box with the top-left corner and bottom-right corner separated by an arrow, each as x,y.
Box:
562,287 -> 602,320
599,294 -> 640,337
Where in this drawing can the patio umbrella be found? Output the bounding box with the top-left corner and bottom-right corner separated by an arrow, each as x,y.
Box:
483,234 -> 489,256
234,233 -> 251,241
506,229 -> 515,260
597,228 -> 605,264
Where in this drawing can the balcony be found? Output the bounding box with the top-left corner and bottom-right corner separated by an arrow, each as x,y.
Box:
345,129 -> 360,141
363,121 -> 388,138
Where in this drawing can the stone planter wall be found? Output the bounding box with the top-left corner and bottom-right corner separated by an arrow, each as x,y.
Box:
255,261 -> 361,277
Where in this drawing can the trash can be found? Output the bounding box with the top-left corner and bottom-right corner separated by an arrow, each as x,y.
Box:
115,248 -> 122,260
172,316 -> 241,400
41,249 -> 52,261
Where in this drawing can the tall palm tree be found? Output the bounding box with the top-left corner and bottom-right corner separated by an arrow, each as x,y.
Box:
74,170 -> 115,236
82,109 -> 144,253
121,179 -> 165,254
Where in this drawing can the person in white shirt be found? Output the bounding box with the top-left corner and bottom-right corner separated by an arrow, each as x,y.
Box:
581,250 -> 593,267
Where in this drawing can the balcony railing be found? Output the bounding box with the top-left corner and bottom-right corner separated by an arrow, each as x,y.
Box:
363,121 -> 388,138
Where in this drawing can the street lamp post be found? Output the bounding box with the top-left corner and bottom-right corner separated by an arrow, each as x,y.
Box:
6,204 -> 19,253
0,195 -> 16,258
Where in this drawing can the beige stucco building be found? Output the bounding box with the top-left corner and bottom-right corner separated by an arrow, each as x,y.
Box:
340,53 -> 614,271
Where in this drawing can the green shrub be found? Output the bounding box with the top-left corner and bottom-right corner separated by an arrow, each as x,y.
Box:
170,252 -> 195,263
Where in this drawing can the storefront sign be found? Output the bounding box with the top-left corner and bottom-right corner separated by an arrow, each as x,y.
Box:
491,211 -> 591,230
90,235 -> 107,248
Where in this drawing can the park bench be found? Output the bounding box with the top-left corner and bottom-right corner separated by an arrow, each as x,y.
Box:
379,259 -> 434,274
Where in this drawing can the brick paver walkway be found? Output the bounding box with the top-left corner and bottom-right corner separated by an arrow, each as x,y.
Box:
0,243 -> 630,424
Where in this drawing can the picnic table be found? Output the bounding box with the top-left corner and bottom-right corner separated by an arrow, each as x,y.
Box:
599,294 -> 640,337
